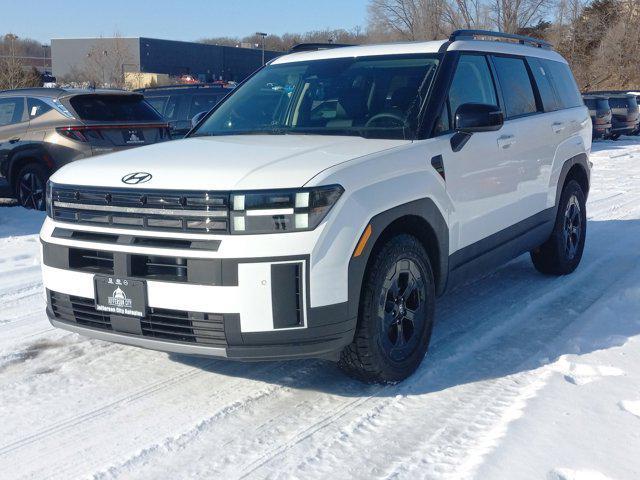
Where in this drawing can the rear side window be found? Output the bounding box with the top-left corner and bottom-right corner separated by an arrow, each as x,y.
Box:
189,94 -> 224,118
69,95 -> 163,122
27,98 -> 53,119
492,56 -> 538,118
527,58 -> 558,112
543,60 -> 583,109
0,98 -> 25,126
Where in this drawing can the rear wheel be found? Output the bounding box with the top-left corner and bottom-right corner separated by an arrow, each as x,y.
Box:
338,234 -> 435,383
530,179 -> 586,275
15,163 -> 48,211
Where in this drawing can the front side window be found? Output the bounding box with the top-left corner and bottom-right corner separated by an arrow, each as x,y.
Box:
435,54 -> 497,134
0,98 -> 25,126
192,54 -> 440,140
492,56 -> 538,118
146,96 -> 169,116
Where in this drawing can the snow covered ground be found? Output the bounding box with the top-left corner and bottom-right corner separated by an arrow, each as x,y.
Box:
1,138 -> 640,480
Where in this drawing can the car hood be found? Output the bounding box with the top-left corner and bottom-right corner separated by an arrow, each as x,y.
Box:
51,135 -> 409,190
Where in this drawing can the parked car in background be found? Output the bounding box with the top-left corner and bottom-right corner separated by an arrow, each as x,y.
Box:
136,84 -> 233,138
0,88 -> 169,210
583,95 -> 612,139
588,91 -> 640,138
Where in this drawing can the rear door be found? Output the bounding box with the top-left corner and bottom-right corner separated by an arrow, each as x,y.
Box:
437,53 -> 524,249
0,97 -> 28,144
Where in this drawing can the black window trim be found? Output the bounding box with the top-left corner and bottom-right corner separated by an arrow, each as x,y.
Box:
525,56 -> 562,113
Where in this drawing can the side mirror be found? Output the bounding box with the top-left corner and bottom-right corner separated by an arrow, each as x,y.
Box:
451,103 -> 504,152
191,111 -> 208,129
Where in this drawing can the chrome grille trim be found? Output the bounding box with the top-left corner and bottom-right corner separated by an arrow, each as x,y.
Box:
53,201 -> 228,218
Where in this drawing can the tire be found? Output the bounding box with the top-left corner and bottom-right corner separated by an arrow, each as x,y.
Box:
338,234 -> 435,383
15,163 -> 49,211
530,179 -> 586,275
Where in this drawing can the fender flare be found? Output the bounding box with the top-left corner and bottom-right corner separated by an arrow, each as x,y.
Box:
554,153 -> 590,209
346,198 -> 449,319
5,144 -> 52,188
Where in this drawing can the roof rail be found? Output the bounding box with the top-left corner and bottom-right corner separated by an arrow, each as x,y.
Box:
449,29 -> 552,49
0,87 -> 68,96
289,43 -> 353,53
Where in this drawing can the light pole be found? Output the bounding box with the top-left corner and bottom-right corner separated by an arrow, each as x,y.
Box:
256,32 -> 267,65
41,44 -> 48,72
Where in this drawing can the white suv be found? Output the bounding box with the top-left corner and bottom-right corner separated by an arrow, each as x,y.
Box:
40,30 -> 591,383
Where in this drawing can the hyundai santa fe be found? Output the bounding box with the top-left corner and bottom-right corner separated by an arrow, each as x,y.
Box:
40,30 -> 591,383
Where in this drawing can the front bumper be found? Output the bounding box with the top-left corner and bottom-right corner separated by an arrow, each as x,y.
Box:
41,217 -> 356,360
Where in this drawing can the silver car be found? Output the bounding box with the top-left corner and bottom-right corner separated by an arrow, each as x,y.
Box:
0,88 -> 170,209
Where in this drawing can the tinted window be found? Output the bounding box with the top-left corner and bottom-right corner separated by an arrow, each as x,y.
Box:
194,54 -> 440,140
165,96 -> 181,121
528,58 -> 558,111
69,95 -> 163,122
0,98 -> 25,126
492,56 -> 538,118
449,55 -> 498,120
146,96 -> 168,116
27,98 -> 53,119
189,94 -> 224,118
608,97 -> 637,110
543,60 -> 583,109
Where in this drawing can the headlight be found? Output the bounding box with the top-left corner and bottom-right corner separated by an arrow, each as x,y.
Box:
230,185 -> 344,234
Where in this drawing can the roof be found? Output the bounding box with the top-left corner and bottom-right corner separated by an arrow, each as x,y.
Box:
0,87 -> 140,99
271,36 -> 566,65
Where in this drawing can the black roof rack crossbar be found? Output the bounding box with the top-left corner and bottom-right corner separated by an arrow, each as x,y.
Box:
289,43 -> 353,53
449,29 -> 552,49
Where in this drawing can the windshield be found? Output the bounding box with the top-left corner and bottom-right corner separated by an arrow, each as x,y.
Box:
192,54 -> 440,140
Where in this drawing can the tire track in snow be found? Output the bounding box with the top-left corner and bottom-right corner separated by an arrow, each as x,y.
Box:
239,205 -> 640,479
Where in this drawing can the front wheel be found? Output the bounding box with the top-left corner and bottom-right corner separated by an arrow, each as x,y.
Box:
530,179 -> 586,275
15,163 -> 49,211
338,234 -> 435,383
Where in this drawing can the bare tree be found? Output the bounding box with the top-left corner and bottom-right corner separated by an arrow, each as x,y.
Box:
81,35 -> 135,88
0,34 -> 41,89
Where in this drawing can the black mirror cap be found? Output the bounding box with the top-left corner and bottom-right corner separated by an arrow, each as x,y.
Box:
455,103 -> 504,133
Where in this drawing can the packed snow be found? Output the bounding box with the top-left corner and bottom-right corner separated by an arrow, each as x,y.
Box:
1,138 -> 640,480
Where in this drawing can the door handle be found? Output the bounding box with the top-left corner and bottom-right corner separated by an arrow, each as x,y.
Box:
497,135 -> 516,149
9,137 -> 20,144
552,122 -> 566,134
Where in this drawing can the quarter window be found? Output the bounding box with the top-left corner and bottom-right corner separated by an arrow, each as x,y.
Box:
0,98 -> 25,126
492,56 -> 538,118
543,60 -> 583,109
27,98 -> 53,119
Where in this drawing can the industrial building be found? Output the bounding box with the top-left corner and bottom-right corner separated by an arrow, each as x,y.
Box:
51,37 -> 280,86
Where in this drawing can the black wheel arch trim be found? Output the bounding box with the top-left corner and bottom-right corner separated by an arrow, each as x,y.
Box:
347,198 -> 449,320
555,153 -> 590,209
5,143 -> 52,189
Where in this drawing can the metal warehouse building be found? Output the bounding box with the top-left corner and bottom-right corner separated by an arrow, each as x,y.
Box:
51,37 -> 281,83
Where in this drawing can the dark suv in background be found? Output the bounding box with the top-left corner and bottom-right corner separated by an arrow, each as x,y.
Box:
587,91 -> 640,139
0,88 -> 169,209
583,95 -> 612,139
137,84 -> 233,138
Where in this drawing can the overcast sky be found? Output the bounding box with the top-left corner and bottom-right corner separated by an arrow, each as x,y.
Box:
0,0 -> 369,44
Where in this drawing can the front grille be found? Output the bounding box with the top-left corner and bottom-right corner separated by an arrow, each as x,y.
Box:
131,255 -> 188,282
142,308 -> 226,346
69,248 -> 114,274
48,291 -> 227,346
51,185 -> 229,234
50,291 -> 112,330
